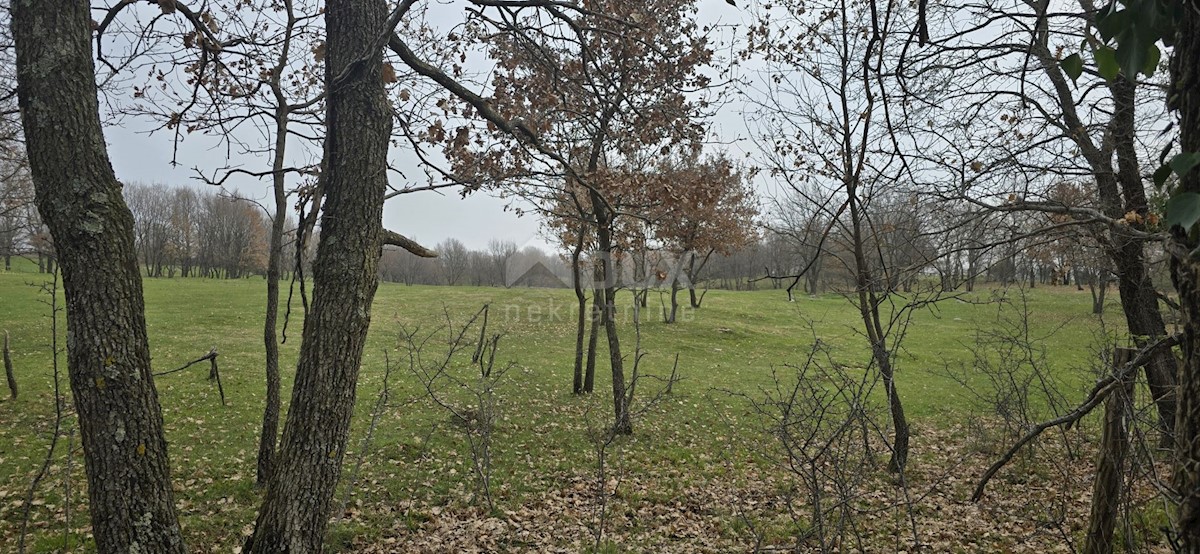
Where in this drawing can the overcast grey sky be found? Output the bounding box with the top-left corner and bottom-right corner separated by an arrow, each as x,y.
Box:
100,1 -> 755,253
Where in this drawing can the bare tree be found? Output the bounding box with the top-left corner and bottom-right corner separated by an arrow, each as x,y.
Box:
487,238 -> 518,287
748,0 -> 927,472
912,0 -> 1178,443
403,304 -> 511,512
740,341 -> 880,553
768,182 -> 832,298
0,162 -> 31,271
437,237 -> 470,286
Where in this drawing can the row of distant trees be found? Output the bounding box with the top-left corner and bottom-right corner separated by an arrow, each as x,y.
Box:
7,177 -> 1127,298
753,184 -> 1132,300
2,179 -> 284,278
0,155 -> 50,272
7,176 -> 1128,299
124,183 -> 287,279
383,212 -> 1127,298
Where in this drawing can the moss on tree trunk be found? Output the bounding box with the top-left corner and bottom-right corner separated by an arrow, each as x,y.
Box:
12,1 -> 185,551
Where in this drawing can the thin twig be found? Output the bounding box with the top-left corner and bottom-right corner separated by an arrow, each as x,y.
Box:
18,274 -> 63,554
971,333 -> 1182,501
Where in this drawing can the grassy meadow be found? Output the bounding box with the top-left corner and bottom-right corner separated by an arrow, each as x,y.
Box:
0,258 -> 1166,552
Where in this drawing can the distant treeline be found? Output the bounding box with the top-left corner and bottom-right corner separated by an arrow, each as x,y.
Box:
4,181 -> 1145,294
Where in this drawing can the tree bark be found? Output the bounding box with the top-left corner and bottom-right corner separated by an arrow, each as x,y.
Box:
635,249 -> 649,308
667,278 -> 680,324
1090,276 -> 1108,315
1109,75 -> 1177,446
12,2 -> 185,551
687,249 -> 713,309
1033,35 -> 1179,445
585,267 -> 601,394
246,0 -> 392,550
589,190 -> 632,435
1169,6 -> 1200,549
848,178 -> 908,472
256,106 -> 289,488
1083,348 -> 1134,554
1112,233 -> 1177,444
381,229 -> 436,257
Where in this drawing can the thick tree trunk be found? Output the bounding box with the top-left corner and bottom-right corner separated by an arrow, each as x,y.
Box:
12,2 -> 185,551
1169,8 -> 1200,549
1109,75 -> 1178,446
1112,238 -> 1177,444
1034,38 -> 1180,447
246,0 -> 391,550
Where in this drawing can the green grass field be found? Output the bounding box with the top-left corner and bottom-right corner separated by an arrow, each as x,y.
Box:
0,258 -> 1146,552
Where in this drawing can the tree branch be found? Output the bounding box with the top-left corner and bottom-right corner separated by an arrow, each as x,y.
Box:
382,229 -> 437,258
971,332 -> 1182,502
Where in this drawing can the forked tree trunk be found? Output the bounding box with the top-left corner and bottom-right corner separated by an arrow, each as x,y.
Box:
1114,246 -> 1177,446
687,249 -> 713,308
246,0 -> 392,550
848,180 -> 908,472
1169,9 -> 1200,550
1034,39 -> 1180,445
590,190 -> 632,435
12,2 -> 185,551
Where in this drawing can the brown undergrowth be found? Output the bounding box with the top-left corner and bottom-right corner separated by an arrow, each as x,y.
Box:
350,421 -> 1171,553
